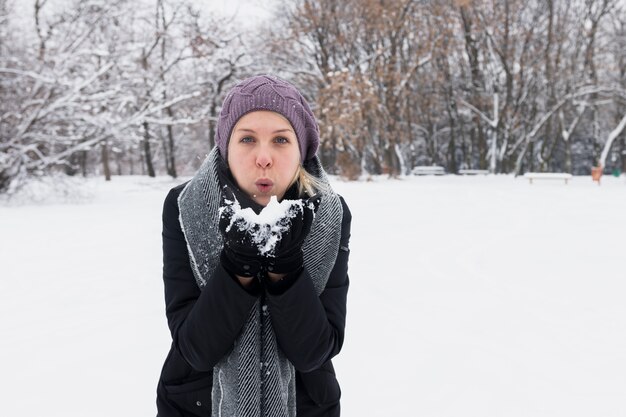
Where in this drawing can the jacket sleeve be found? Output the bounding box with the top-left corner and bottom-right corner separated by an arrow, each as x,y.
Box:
162,184 -> 260,372
265,196 -> 352,373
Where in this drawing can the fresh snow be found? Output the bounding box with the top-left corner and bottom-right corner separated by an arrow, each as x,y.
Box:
1,174 -> 625,417
221,195 -> 305,256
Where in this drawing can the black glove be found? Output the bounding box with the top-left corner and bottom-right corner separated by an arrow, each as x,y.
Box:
216,157 -> 322,278
265,194 -> 321,274
218,183 -> 265,278
219,189 -> 321,278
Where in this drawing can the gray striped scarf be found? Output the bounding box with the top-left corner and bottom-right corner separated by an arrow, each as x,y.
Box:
177,147 -> 343,417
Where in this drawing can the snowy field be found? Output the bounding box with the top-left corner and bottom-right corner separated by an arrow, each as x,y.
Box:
1,174 -> 625,417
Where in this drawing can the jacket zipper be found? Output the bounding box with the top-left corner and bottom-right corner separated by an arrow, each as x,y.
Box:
259,281 -> 266,416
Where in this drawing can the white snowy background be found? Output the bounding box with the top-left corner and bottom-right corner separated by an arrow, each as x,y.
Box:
1,174 -> 625,416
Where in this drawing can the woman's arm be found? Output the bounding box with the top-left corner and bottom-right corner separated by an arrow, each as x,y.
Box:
162,184 -> 260,372
264,196 -> 352,373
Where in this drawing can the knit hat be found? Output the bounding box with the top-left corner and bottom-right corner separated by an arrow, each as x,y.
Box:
216,74 -> 320,161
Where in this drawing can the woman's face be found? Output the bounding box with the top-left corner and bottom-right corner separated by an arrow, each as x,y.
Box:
227,110 -> 301,206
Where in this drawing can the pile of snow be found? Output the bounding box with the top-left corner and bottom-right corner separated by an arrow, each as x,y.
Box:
221,195 -> 305,256
0,174 -> 96,206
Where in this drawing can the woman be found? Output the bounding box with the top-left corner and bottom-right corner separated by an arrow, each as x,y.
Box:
156,75 -> 351,417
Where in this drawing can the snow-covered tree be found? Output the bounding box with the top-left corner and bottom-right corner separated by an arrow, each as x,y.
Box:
0,0 -> 252,193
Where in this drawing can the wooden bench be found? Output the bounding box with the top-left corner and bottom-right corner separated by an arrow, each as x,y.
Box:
523,172 -> 573,185
458,169 -> 489,175
411,166 -> 446,176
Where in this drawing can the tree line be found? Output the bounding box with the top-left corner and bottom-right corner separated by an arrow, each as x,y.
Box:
1,0 -> 625,193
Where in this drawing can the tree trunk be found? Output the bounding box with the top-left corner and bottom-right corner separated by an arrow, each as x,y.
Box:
446,98 -> 458,173
115,151 -> 123,176
384,144 -> 400,177
540,0 -> 556,173
80,150 -> 87,177
160,128 -> 171,175
621,131 -> 626,173
65,152 -> 78,176
129,149 -> 135,175
565,139 -> 572,174
143,121 -> 156,177
140,149 -> 146,175
447,132 -> 457,174
101,140 -> 111,181
477,117 -> 488,170
329,125 -> 337,174
209,102 -> 217,149
460,6 -> 487,170
166,106 -> 177,178
501,152 -> 510,174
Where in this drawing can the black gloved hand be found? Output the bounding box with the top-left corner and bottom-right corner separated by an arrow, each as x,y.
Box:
218,182 -> 265,279
265,194 -> 321,275
216,152 -> 322,279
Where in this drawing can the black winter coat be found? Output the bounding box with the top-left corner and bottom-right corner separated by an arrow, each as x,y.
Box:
156,182 -> 352,417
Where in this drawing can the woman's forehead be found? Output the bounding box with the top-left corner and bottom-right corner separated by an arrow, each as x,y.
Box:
233,110 -> 294,131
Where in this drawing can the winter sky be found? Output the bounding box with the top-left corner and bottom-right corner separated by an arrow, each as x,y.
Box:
13,0 -> 276,24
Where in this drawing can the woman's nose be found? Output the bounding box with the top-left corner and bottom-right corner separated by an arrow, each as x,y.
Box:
255,147 -> 272,168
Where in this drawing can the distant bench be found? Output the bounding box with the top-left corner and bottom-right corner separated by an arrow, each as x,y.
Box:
523,172 -> 573,185
458,169 -> 489,175
411,166 -> 446,175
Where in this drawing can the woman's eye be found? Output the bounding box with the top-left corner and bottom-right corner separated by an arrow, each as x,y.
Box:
274,136 -> 289,144
240,136 -> 254,143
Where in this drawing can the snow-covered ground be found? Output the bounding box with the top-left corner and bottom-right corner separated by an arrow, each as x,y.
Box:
1,174 -> 625,417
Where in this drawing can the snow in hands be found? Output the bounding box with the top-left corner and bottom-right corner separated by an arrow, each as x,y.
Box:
219,195 -> 313,257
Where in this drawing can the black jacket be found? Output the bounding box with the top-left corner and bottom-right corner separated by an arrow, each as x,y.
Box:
156,182 -> 351,417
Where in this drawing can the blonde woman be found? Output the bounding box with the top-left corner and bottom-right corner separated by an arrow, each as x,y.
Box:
156,75 -> 351,417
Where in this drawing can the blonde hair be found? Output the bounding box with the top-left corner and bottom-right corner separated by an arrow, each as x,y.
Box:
290,165 -> 327,197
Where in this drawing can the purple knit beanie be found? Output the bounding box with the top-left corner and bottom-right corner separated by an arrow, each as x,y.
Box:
216,74 -> 320,161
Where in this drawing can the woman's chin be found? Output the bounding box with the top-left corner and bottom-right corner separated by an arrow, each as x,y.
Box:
251,189 -> 287,206
251,194 -> 271,206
